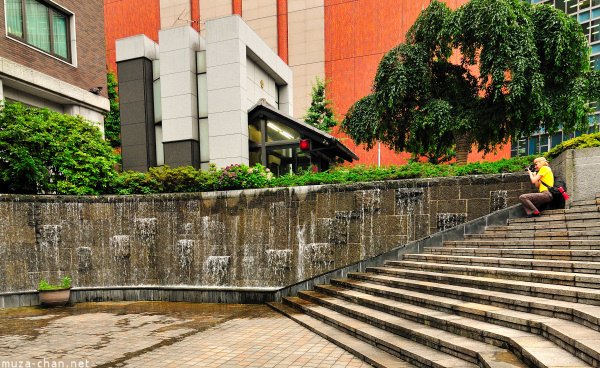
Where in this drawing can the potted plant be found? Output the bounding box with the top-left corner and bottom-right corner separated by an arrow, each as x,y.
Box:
38,277 -> 72,307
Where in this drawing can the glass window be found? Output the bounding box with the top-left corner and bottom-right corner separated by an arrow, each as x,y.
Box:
580,0 -> 591,10
540,134 -> 549,154
249,120 -> 262,144
6,0 -> 70,61
580,12 -> 591,22
249,148 -> 261,167
592,55 -> 600,70
551,132 -> 563,148
266,121 -> 299,142
52,12 -> 68,58
554,0 -> 566,12
592,20 -> 600,43
528,136 -> 540,155
25,0 -> 50,52
6,0 -> 23,37
267,146 -> 294,177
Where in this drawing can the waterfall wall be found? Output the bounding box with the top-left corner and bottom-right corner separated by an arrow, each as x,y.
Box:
0,173 -> 530,293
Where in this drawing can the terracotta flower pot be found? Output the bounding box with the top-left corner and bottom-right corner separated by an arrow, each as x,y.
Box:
38,288 -> 71,307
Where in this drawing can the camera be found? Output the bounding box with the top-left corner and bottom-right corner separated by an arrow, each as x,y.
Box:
525,164 -> 535,172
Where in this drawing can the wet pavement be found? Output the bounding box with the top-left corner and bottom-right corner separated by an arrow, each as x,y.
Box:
0,302 -> 372,367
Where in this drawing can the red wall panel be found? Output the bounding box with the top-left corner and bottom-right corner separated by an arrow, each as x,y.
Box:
104,0 -> 160,74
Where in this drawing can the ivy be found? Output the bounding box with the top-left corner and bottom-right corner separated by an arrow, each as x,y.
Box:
104,71 -> 121,150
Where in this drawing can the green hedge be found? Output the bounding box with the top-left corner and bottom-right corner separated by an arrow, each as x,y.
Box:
546,132 -> 600,159
112,156 -> 536,194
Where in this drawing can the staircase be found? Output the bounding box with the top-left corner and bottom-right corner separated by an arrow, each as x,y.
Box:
269,194 -> 600,368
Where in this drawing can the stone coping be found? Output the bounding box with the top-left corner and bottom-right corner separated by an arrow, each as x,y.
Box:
0,172 -> 527,203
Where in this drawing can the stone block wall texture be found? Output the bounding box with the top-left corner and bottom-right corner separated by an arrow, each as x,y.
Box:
550,147 -> 600,203
0,174 -> 530,293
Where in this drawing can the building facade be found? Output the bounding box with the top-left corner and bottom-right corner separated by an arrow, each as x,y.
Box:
1,0 -> 109,127
106,0 -> 599,167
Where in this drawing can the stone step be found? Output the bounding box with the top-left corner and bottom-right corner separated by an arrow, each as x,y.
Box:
543,205 -> 599,214
424,247 -> 600,261
267,302 -> 418,368
363,266 -> 600,306
383,260 -> 600,289
295,289 -> 588,368
317,282 -> 600,367
466,230 -> 600,240
281,296 -> 481,368
487,222 -> 600,233
507,212 -> 600,225
569,199 -> 600,208
443,239 -> 600,249
402,253 -> 600,274
341,273 -> 600,332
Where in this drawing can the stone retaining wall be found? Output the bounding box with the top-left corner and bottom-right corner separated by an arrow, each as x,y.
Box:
0,173 -> 530,293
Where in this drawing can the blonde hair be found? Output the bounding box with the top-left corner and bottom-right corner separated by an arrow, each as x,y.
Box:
533,157 -> 549,167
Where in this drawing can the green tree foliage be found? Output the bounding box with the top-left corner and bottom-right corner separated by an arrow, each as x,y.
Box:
104,71 -> 121,149
0,102 -> 118,194
341,0 -> 600,165
302,77 -> 337,133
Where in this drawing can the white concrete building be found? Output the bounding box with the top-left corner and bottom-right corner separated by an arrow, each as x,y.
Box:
117,15 -> 356,173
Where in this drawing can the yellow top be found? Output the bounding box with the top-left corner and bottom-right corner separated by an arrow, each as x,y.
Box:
538,166 -> 554,192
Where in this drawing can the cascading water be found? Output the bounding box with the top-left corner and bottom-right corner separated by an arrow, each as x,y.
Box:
491,190 -> 508,212
1,173 -> 529,293
266,249 -> 292,285
203,256 -> 230,285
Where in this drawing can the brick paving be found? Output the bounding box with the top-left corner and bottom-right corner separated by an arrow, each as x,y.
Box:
0,302 -> 372,368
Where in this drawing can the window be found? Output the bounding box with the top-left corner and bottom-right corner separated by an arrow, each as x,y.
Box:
249,118 -> 311,176
6,0 -> 71,61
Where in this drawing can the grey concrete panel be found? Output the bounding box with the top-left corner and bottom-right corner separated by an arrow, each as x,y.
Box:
121,144 -> 151,172
164,140 -> 200,169
121,124 -> 149,147
119,101 -> 148,126
118,79 -> 148,104
117,59 -> 148,83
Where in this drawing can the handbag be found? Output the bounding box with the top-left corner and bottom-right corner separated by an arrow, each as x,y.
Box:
540,179 -> 570,201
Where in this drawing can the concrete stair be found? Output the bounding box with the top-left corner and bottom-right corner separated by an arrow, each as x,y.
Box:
269,194 -> 600,368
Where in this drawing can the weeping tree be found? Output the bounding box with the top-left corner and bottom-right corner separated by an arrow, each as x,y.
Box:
342,0 -> 600,165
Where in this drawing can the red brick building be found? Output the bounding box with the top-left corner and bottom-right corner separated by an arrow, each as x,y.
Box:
105,0 -> 511,166
1,0 -> 109,127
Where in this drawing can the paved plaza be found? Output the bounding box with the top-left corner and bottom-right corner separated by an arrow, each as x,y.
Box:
0,302 -> 371,368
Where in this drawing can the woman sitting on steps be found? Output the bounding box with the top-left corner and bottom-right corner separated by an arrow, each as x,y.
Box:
519,157 -> 554,217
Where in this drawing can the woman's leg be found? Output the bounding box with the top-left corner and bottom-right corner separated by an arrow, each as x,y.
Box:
519,191 -> 553,215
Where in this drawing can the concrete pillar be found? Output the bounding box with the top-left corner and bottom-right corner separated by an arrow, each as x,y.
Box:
159,26 -> 205,169
116,35 -> 159,172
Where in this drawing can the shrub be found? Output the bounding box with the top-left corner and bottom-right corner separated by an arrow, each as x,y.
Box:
270,156 -> 537,188
0,102 -> 118,194
113,164 -> 220,194
218,164 -> 273,190
545,132 -> 600,159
